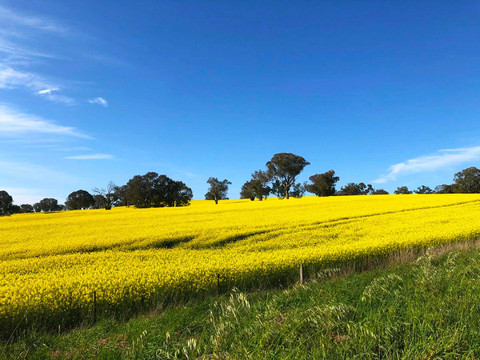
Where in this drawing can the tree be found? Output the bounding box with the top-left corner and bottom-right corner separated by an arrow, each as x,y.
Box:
240,181 -> 256,201
166,179 -> 193,207
290,182 -> 306,198
453,167 -> 480,193
266,153 -> 310,199
93,181 -> 118,210
306,170 -> 339,197
337,182 -> 373,195
34,198 -> 61,212
394,186 -> 413,195
19,204 -> 34,213
0,190 -> 13,216
124,172 -> 193,208
371,189 -> 389,195
33,202 -> 41,212
66,190 -> 95,210
113,185 -> 128,206
434,184 -> 456,194
10,204 -> 21,214
240,170 -> 271,201
414,185 -> 433,194
125,172 -> 158,208
205,177 -> 231,204
93,194 -> 107,209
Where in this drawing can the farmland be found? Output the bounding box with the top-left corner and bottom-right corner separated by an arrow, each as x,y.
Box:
2,194 -> 480,338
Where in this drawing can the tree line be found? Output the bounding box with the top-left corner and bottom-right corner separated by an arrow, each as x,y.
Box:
1,153 -> 480,216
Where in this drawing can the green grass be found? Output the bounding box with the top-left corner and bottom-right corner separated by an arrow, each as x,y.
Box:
4,247 -> 480,359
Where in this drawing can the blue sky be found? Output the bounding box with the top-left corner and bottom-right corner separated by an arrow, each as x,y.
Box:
1,1 -> 480,204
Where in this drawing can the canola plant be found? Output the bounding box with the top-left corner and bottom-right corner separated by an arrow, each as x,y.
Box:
1,194 -> 480,336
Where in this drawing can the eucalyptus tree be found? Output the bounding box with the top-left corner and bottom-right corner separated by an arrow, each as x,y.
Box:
266,153 -> 310,199
205,177 -> 231,204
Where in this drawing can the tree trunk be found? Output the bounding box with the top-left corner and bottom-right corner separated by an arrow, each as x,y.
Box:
215,197 -> 218,205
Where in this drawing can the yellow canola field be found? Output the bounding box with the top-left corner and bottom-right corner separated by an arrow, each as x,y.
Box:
1,194 -> 480,335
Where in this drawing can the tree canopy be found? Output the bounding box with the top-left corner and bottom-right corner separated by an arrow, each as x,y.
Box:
205,177 -> 231,204
337,182 -> 373,196
394,186 -> 413,195
414,185 -> 433,194
19,204 -> 34,213
0,190 -> 13,216
93,181 -> 117,210
66,190 -> 95,210
453,167 -> 480,193
306,170 -> 339,197
125,172 -> 193,208
371,189 -> 389,195
266,153 -> 310,199
240,170 -> 270,201
34,198 -> 62,212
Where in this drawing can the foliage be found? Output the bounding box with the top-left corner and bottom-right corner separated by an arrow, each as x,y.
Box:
337,182 -> 373,195
19,204 -> 34,213
93,181 -> 118,210
0,190 -> 13,216
240,170 -> 271,201
205,177 -> 231,204
266,153 -> 310,199
371,189 -> 389,195
453,166 -> 480,193
394,186 -> 412,195
434,184 -> 456,193
306,170 -> 339,197
124,172 -> 193,208
33,198 -> 62,212
65,190 -> 95,210
414,185 -> 433,194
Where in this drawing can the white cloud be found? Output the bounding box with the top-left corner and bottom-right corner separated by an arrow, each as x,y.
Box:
37,88 -> 58,95
0,65 -> 50,89
0,65 -> 74,104
0,5 -> 75,104
88,97 -> 108,107
0,104 -> 91,139
65,153 -> 113,160
36,87 -> 74,104
373,146 -> 480,183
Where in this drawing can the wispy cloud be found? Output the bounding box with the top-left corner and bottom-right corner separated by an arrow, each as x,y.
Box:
0,65 -> 74,103
0,37 -> 54,63
37,88 -> 58,95
0,5 -> 76,104
0,5 -> 67,35
65,153 -> 113,160
373,146 -> 480,183
88,97 -> 108,107
0,104 -> 91,139
0,65 -> 50,89
36,87 -> 74,104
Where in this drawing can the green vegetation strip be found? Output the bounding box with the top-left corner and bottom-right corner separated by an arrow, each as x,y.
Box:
3,247 -> 480,359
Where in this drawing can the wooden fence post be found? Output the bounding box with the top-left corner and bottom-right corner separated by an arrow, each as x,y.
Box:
93,291 -> 97,324
299,264 -> 304,285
